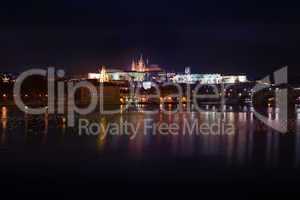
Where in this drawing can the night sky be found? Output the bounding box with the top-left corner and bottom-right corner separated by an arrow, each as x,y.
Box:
1,0 -> 300,79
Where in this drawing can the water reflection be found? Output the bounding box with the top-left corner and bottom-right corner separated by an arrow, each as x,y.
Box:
42,112 -> 49,144
97,116 -> 107,151
1,106 -> 8,144
0,106 -> 299,168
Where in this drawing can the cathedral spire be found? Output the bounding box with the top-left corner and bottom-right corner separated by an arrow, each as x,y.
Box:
139,54 -> 143,63
131,58 -> 136,71
138,54 -> 145,72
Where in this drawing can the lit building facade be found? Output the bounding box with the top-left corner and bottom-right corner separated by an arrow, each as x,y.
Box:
88,73 -> 100,80
0,73 -> 16,83
87,56 -> 248,85
99,66 -> 109,82
88,66 -> 109,82
131,55 -> 147,72
222,75 -> 247,84
89,70 -> 145,82
172,74 -> 222,84
108,71 -> 145,82
88,55 -> 164,82
172,74 -> 248,84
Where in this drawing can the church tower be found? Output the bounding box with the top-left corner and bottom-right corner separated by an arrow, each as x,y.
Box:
131,54 -> 148,72
99,65 -> 109,82
137,54 -> 145,72
131,59 -> 136,71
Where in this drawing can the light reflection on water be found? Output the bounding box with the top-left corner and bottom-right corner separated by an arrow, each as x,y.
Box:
0,105 -> 299,168
1,106 -> 7,144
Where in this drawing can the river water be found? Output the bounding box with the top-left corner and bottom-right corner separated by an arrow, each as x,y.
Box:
1,105 -> 300,197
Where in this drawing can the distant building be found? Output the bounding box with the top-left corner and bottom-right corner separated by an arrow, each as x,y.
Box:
99,66 -> 109,82
0,73 -> 16,83
131,55 -> 146,72
88,55 -> 164,82
89,69 -> 145,82
88,73 -> 101,80
172,73 -> 222,84
109,71 -> 145,82
86,56 -> 248,85
222,75 -> 247,84
185,67 -> 191,75
131,55 -> 162,73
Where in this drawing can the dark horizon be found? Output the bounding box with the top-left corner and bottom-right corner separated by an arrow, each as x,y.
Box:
1,0 -> 299,80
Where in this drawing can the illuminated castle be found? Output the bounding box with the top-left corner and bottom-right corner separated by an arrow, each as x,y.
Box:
88,54 -> 163,82
131,55 -> 147,72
